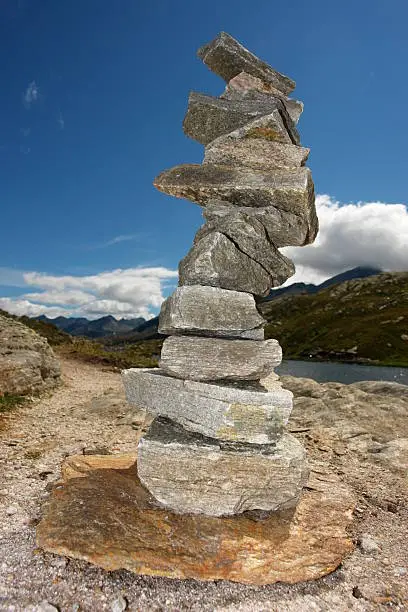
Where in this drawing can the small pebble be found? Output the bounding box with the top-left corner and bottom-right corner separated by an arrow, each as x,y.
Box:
6,506 -> 18,516
358,534 -> 381,554
35,602 -> 59,612
393,566 -> 407,576
111,594 -> 128,612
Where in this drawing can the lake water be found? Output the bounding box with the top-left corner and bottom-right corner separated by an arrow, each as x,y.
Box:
276,360 -> 408,385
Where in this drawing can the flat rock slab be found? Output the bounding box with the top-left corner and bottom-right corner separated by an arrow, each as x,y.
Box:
197,32 -> 295,95
122,367 -> 292,444
36,453 -> 354,585
223,72 -> 303,124
183,92 -> 297,146
154,164 -> 317,233
158,285 -> 265,339
204,138 -> 309,172
160,336 -> 282,381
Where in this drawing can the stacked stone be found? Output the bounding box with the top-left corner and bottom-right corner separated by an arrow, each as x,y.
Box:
122,32 -> 318,517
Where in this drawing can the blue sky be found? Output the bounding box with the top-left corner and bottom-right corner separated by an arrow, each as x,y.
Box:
1,0 -> 407,319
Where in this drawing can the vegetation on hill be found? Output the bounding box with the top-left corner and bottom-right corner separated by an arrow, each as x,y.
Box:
259,272 -> 408,367
0,309 -> 71,346
57,337 -> 163,369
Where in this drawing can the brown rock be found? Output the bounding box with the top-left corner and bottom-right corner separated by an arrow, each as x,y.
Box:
204,138 -> 309,172
223,72 -> 303,124
36,453 -> 355,585
197,32 -> 296,95
0,314 -> 61,396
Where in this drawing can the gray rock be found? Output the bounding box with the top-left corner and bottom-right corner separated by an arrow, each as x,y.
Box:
137,418 -> 308,516
203,200 -> 314,247
194,213 -> 295,282
204,138 -> 309,172
159,336 -> 282,382
183,92 -> 298,146
0,314 -> 61,396
122,368 -> 292,444
179,231 -> 282,296
153,164 -> 317,236
222,72 -> 303,124
111,595 -> 128,612
358,534 -> 381,554
197,32 -> 295,95
158,286 -> 265,339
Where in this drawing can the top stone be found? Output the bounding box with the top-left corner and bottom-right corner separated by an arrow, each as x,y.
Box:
197,32 -> 295,96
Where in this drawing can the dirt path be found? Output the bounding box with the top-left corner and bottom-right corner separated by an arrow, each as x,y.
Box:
0,358 -> 407,611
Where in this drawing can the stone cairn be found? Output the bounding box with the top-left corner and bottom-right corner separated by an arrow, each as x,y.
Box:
123,32 -> 318,517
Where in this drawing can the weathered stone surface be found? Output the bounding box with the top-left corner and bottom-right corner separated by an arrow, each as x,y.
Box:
159,336 -> 282,382
36,453 -> 355,584
138,418 -> 308,516
194,214 -> 295,282
204,138 -> 309,172
203,200 -> 315,247
0,314 -> 61,396
183,92 -> 298,146
122,368 -> 292,444
158,285 -> 265,339
197,32 -> 296,95
154,164 -> 317,234
223,72 -> 303,124
179,231 -> 279,296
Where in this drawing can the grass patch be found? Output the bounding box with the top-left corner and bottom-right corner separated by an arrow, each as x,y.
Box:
0,394 -> 25,413
57,337 -> 162,369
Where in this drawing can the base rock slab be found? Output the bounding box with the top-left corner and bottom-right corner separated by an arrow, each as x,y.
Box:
36,453 -> 355,585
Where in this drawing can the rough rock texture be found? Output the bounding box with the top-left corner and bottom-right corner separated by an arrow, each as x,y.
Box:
159,336 -> 282,382
137,418 -> 309,516
204,137 -> 309,171
0,314 -> 61,396
193,213 -> 295,280
203,200 -> 313,247
36,452 -> 354,585
183,92 -> 297,146
197,32 -> 296,95
223,72 -> 303,124
122,368 -> 292,444
158,285 -> 265,339
179,231 -> 294,295
154,164 -> 317,234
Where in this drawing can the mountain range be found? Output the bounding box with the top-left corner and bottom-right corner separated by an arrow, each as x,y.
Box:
36,314 -> 145,339
36,266 -> 382,341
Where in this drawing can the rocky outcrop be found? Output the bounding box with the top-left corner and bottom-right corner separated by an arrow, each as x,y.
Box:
0,314 -> 61,396
123,32 -> 317,517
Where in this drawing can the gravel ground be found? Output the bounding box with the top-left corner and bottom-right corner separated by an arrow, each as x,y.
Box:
0,357 -> 407,611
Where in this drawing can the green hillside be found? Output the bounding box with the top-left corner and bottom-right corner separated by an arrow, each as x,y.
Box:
259,272 -> 408,367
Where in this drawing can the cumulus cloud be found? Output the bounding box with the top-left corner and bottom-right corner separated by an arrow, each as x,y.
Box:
0,267 -> 177,320
281,195 -> 408,285
23,81 -> 39,108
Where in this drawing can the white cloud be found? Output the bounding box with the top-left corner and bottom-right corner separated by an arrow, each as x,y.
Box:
23,81 -> 39,108
281,195 -> 408,285
89,234 -> 143,249
57,111 -> 64,130
0,267 -> 177,320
